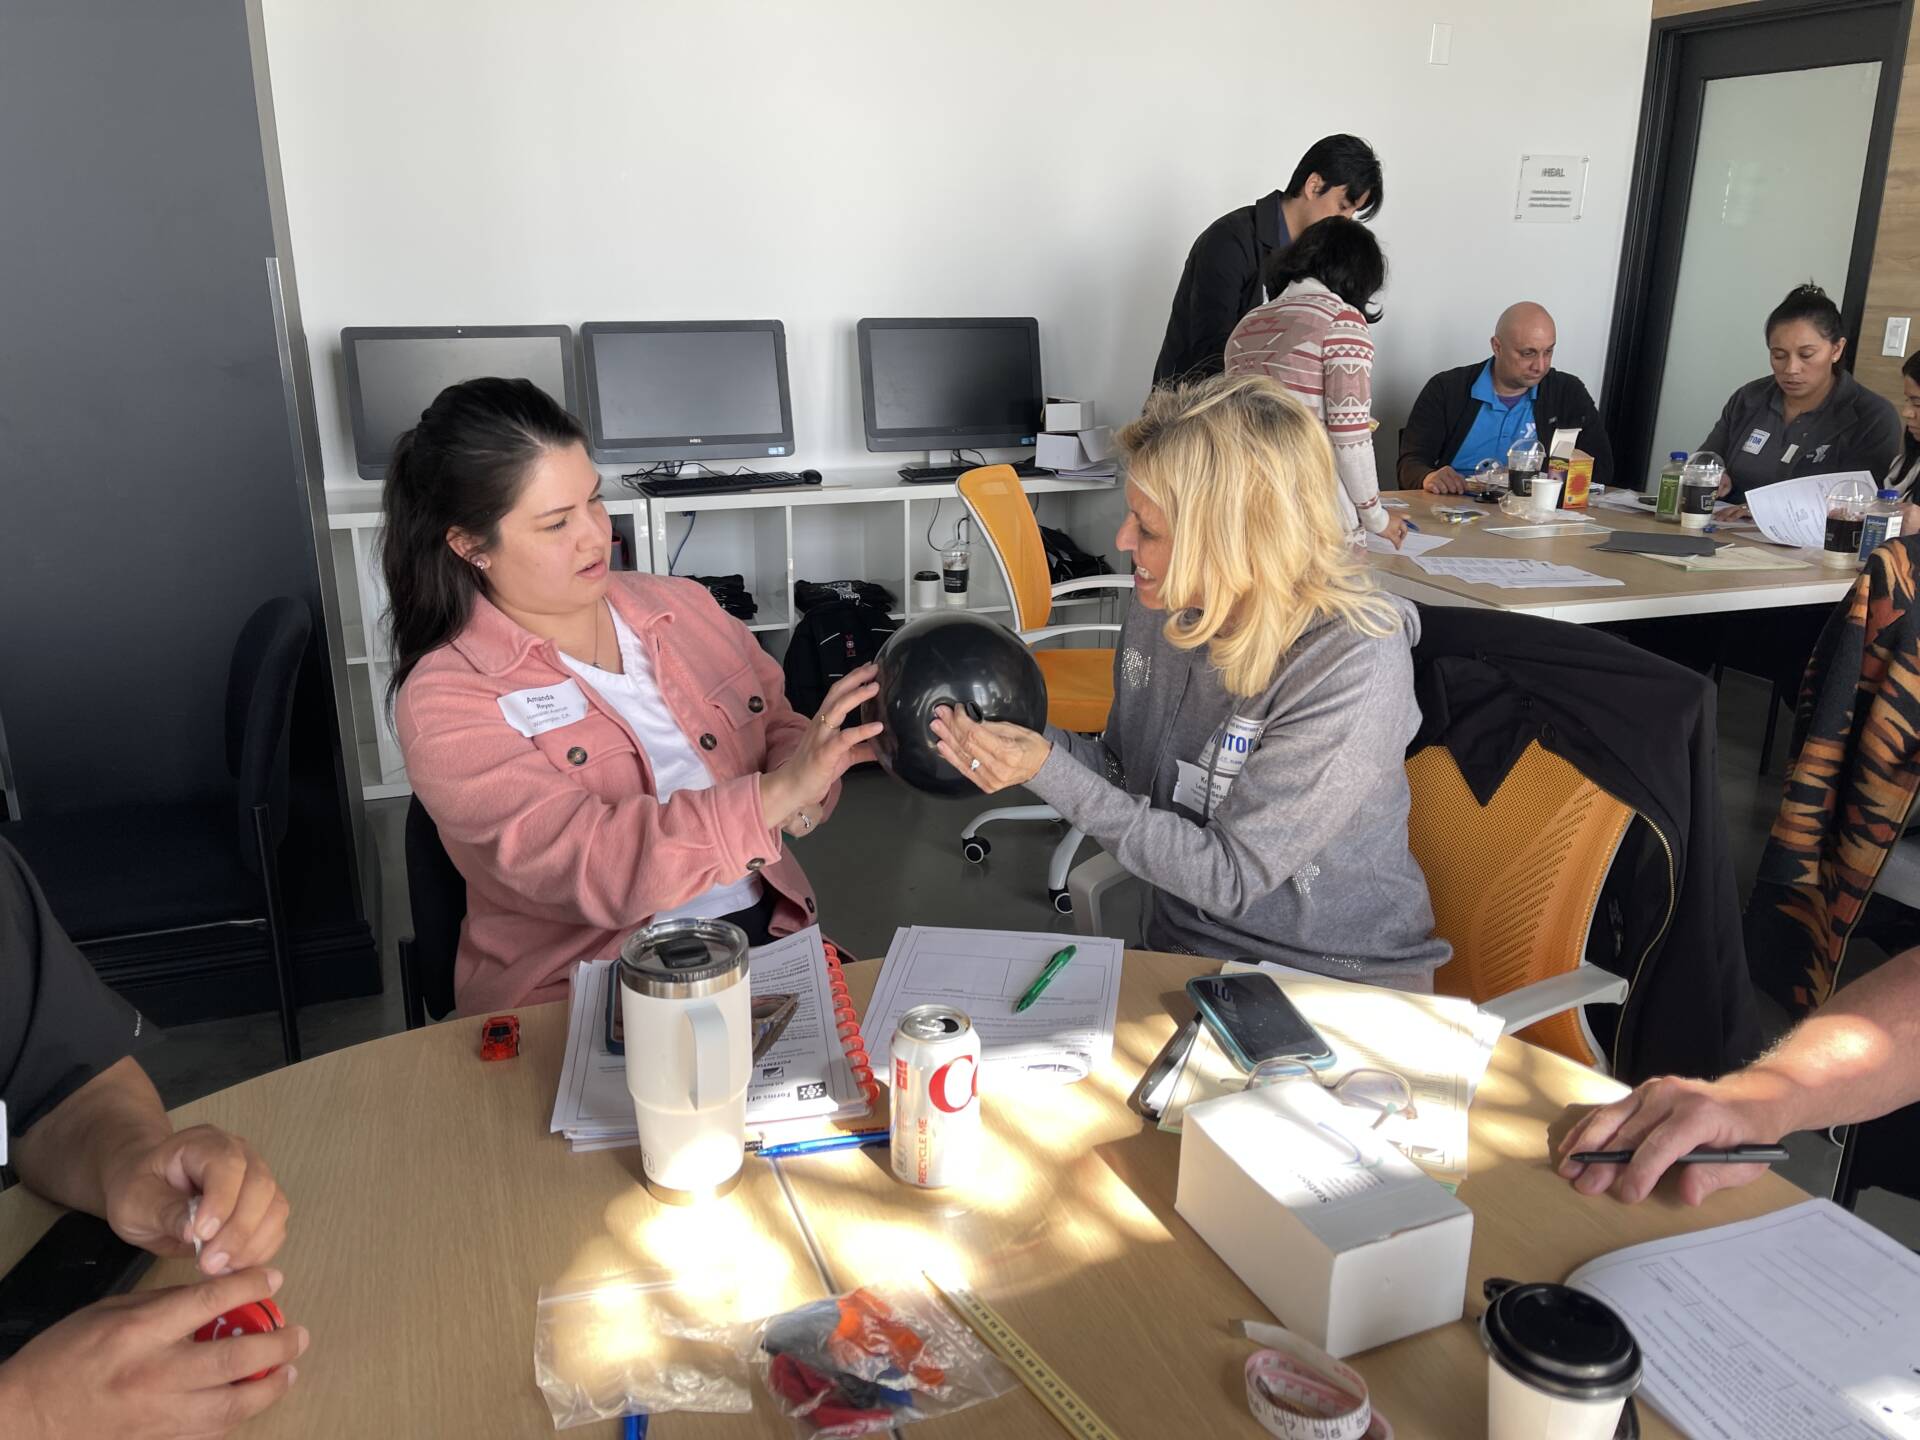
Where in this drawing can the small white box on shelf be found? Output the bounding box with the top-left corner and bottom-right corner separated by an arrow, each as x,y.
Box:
1043,397 -> 1094,432
1175,1079 -> 1472,1357
1036,426 -> 1112,472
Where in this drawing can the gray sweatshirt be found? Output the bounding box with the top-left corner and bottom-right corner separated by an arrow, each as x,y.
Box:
1028,595 -> 1449,990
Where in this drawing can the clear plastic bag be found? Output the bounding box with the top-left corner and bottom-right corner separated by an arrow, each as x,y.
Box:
533,1270 -> 753,1429
749,1281 -> 1017,1437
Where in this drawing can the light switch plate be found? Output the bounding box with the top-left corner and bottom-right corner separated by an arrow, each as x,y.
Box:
1885,316 -> 1910,357
1429,22 -> 1453,64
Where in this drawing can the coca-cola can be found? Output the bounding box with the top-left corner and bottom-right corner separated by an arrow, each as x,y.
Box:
890,1004 -> 981,1188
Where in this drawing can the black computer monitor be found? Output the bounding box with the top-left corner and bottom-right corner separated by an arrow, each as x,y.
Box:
340,325 -> 578,481
857,318 -> 1042,452
580,320 -> 795,465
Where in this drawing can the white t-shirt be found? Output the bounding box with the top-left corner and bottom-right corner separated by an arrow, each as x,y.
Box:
560,606 -> 764,922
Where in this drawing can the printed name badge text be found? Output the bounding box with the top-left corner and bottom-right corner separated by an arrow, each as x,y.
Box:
1742,428 -> 1770,455
498,679 -> 591,737
1172,759 -> 1236,816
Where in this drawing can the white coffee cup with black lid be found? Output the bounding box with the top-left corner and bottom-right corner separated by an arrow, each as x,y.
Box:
1480,1278 -> 1642,1440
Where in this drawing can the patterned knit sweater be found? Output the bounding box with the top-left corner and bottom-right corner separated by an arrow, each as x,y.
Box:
1225,277 -> 1386,540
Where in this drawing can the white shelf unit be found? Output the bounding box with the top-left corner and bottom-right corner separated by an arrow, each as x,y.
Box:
324,468 -> 1120,800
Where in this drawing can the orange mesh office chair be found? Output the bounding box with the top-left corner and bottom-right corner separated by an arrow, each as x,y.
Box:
955,465 -> 1133,911
1405,741 -> 1633,1067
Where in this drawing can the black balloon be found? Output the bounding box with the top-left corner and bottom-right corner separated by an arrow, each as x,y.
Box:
863,612 -> 1049,796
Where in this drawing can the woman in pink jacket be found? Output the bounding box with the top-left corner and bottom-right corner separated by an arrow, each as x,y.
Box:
384,378 -> 878,1013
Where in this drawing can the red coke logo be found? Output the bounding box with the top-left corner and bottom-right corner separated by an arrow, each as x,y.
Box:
928,1056 -> 978,1113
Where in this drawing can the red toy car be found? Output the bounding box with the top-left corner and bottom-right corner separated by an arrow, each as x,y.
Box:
480,1013 -> 520,1061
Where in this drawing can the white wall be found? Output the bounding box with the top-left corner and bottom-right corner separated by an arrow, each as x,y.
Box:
264,0 -> 1651,513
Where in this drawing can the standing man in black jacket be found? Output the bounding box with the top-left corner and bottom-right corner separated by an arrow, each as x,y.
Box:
1396,302 -> 1614,492
1151,134 -> 1383,388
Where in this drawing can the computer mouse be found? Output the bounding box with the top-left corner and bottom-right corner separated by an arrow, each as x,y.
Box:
800,469 -> 822,484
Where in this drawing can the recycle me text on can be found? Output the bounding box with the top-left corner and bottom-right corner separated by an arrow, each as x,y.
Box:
890,1004 -> 981,1188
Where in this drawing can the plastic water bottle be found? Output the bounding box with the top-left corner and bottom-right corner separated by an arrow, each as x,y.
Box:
1655,451 -> 1687,524
1823,475 -> 1878,567
1678,452 -> 1723,531
1859,488 -> 1907,561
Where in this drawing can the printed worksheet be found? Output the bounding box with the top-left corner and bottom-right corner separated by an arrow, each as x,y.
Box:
1746,472 -> 1867,550
1570,1200 -> 1920,1439
866,926 -> 1124,1087
1411,555 -> 1624,589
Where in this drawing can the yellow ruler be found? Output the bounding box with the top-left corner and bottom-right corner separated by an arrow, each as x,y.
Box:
924,1272 -> 1124,1440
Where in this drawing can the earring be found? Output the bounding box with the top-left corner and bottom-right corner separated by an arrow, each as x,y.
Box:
472,557 -> 490,571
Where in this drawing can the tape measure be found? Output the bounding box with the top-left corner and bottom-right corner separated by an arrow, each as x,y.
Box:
1232,1321 -> 1392,1440
924,1273 -> 1122,1440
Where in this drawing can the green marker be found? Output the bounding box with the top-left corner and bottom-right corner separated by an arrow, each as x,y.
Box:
1014,945 -> 1077,1013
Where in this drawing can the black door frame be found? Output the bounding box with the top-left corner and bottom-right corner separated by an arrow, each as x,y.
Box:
1601,0 -> 1913,489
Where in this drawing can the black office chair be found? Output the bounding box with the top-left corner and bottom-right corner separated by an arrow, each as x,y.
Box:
1833,1103 -> 1920,1228
5,597 -> 312,1063
396,794 -> 465,1029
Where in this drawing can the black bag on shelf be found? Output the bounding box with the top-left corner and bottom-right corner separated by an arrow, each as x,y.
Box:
1039,525 -> 1112,583
783,600 -> 898,719
689,573 -> 757,622
793,578 -> 897,614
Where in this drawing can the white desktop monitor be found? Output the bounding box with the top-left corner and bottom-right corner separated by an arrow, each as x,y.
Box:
857,317 -> 1043,452
340,325 -> 579,481
580,320 -> 795,465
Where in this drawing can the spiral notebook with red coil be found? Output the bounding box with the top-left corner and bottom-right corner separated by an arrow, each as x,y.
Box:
549,926 -> 875,1153
742,927 -> 879,1145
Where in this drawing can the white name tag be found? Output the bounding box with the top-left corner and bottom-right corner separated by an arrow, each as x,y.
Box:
1742,428 -> 1770,455
1173,759 -> 1234,815
497,679 -> 590,738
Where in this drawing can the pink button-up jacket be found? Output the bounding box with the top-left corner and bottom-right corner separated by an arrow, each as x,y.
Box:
395,574 -> 830,1014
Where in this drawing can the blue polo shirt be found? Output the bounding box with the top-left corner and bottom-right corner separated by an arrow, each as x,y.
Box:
1450,362 -> 1539,473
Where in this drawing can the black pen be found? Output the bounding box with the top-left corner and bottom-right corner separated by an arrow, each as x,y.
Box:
1569,1144 -> 1790,1165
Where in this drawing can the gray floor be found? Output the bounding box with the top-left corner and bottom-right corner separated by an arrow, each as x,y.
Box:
140,671 -> 1920,1244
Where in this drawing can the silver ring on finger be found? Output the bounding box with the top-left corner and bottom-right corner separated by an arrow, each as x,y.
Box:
969,757 -> 982,772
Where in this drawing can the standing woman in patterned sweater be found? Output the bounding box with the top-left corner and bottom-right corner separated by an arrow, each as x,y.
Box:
1226,217 -> 1402,549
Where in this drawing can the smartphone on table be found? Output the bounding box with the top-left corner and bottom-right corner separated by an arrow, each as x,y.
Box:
1185,972 -> 1335,1075
0,1211 -> 156,1361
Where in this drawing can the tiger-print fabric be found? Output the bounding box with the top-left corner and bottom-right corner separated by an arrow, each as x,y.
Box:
1745,536 -> 1920,1016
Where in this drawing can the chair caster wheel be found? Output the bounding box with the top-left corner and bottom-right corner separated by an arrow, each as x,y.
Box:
962,837 -> 991,864
1050,888 -> 1073,915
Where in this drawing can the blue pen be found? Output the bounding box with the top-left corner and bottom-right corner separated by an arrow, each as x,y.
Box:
624,1414 -> 648,1440
1404,520 -> 1421,533
749,1127 -> 891,1160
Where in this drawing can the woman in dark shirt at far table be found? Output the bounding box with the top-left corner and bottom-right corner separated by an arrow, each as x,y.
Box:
1702,283 -> 1901,504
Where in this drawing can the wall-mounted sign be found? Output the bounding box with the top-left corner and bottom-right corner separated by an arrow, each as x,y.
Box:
1515,154 -> 1589,222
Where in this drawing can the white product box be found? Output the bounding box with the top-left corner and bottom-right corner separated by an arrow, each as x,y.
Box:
1174,1079 -> 1473,1358
1035,426 -> 1112,471
1043,397 -> 1094,432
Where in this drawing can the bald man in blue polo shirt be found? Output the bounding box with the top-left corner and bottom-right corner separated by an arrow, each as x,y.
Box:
1396,303 -> 1613,493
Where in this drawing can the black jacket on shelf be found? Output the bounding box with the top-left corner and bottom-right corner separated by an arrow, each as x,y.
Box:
1410,605 -> 1764,1083
1396,363 -> 1614,490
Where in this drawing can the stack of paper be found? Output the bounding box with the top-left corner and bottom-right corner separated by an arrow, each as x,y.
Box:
866,926 -> 1125,1086
1411,555 -> 1624,589
1569,1200 -> 1920,1438
1150,962 -> 1503,1190
1639,544 -> 1815,574
1745,471 -> 1862,549
548,926 -> 869,1153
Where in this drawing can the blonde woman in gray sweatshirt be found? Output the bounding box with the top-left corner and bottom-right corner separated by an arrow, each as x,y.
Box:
931,374 -> 1449,991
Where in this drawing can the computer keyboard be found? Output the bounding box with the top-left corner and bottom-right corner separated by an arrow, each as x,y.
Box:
896,460 -> 1053,484
631,470 -> 819,499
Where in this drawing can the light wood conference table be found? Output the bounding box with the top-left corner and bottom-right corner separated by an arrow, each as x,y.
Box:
1371,490 -> 1853,623
0,952 -> 1807,1438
